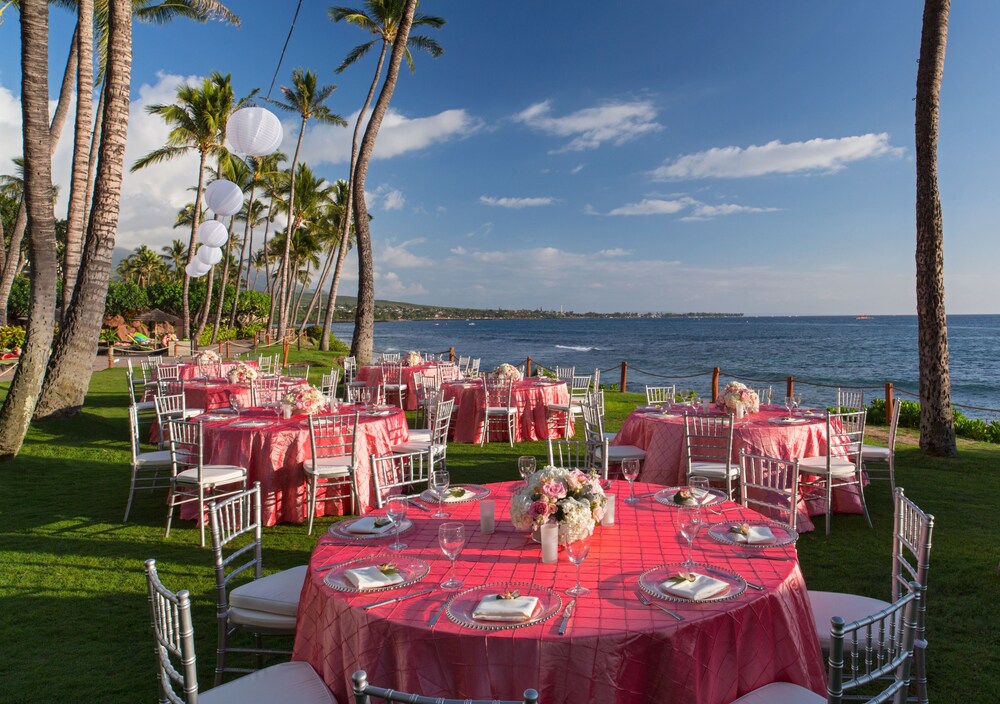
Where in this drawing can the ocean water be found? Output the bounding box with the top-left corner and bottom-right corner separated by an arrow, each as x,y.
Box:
327,315 -> 1000,418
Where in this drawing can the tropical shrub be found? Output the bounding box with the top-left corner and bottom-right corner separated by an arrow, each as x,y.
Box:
304,325 -> 349,352
0,325 -> 26,350
198,325 -> 238,346
237,322 -> 265,340
7,276 -> 30,319
146,281 -> 183,315
105,281 -> 149,317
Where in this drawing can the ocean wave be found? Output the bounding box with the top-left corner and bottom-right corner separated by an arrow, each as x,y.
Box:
555,344 -> 598,352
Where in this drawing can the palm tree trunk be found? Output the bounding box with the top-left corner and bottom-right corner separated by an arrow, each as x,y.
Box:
229,188 -> 255,327
292,265 -> 309,327
298,241 -> 336,336
320,239 -> 349,348
278,120 -> 307,339
0,0 -> 60,457
0,26 -> 79,326
915,0 -> 956,457
351,0 -> 418,365
61,0 -> 94,321
194,253 -> 215,345
211,218 -> 235,343
182,151 -> 207,343
81,79 -> 105,244
261,199 -> 274,291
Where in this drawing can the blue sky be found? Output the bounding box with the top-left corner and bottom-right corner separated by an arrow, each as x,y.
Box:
1,0 -> 999,315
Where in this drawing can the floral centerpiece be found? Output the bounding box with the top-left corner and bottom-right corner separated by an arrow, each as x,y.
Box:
195,349 -> 219,365
404,350 -> 423,366
283,385 -> 327,415
716,381 -> 760,414
227,361 -> 259,384
493,363 -> 522,382
510,466 -> 607,544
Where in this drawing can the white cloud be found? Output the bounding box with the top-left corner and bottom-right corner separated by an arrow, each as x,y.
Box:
379,238 -> 433,269
298,108 -> 482,165
681,202 -> 780,221
597,248 -> 633,257
512,99 -> 662,152
0,83 -> 22,175
479,195 -> 556,209
377,271 -> 427,297
653,133 -> 903,180
602,195 -> 778,220
382,189 -> 405,211
608,198 -> 692,216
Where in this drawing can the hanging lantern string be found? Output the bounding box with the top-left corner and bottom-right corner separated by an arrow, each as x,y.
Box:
266,0 -> 305,100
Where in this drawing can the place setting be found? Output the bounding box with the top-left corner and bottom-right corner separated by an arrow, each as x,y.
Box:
706,520 -> 799,549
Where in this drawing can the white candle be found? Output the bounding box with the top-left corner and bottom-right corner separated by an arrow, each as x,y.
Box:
601,494 -> 616,526
479,499 -> 495,534
540,521 -> 558,564
703,399 -> 712,413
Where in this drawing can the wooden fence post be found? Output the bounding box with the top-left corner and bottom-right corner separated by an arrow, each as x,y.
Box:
225,341 -> 231,357
711,367 -> 720,402
620,360 -> 628,393
218,341 -> 223,354
107,345 -> 114,369
786,375 -> 795,399
282,338 -> 290,367
885,382 -> 894,418
526,356 -> 532,377
449,346 -> 455,362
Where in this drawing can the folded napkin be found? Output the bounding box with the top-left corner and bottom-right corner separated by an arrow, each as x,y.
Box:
444,487 -> 474,503
673,487 -> 711,506
660,573 -> 729,601
346,516 -> 397,535
343,565 -> 405,590
472,594 -> 540,622
731,525 -> 777,545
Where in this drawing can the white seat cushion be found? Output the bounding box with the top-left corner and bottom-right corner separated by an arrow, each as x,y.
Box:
182,408 -> 205,418
729,681 -> 824,704
861,444 -> 892,460
486,407 -> 516,416
228,605 -> 297,632
303,456 -> 354,476
392,441 -> 446,455
230,565 -> 307,617
808,590 -> 889,650
689,460 -> 737,478
602,432 -> 617,441
135,450 -> 173,466
798,456 -> 857,477
546,403 -> 571,412
407,429 -> 432,442
133,400 -> 156,411
200,661 -> 336,704
595,445 -> 647,461
175,465 -> 246,486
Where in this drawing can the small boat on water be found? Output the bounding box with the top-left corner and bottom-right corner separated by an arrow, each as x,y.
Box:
855,314 -> 874,320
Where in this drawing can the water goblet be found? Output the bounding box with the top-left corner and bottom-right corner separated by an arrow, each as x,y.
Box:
385,496 -> 409,552
438,522 -> 466,590
791,392 -> 801,414
430,469 -> 451,518
621,458 -> 640,504
517,456 -> 536,485
784,396 -> 794,418
228,394 -> 242,419
678,505 -> 703,569
565,533 -> 592,597
689,476 -> 711,508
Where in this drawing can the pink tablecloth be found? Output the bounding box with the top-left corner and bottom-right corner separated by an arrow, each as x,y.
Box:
192,406 -> 409,525
156,361 -> 257,381
292,480 -> 826,704
182,378 -> 253,411
612,406 -> 865,532
440,379 -> 573,443
356,363 -> 446,410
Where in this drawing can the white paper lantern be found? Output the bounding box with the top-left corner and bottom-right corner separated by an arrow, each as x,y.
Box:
185,260 -> 210,278
227,107 -> 283,156
204,179 -> 243,216
196,245 -> 223,266
197,220 -> 229,248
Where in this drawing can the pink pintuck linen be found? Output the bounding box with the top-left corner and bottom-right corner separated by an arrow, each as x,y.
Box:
440,378 -> 573,443
191,405 -> 409,525
292,480 -> 826,704
356,363 -> 444,410
612,406 -> 866,532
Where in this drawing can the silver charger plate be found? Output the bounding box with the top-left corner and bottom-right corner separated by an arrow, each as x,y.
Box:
768,416 -> 811,425
328,516 -> 413,541
638,562 -> 748,604
654,486 -> 726,509
323,554 -> 429,593
421,484 -> 491,505
445,582 -> 562,631
707,520 -> 798,549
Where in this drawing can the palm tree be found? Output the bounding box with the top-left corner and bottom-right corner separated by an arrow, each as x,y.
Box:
324,0 -> 443,352
250,248 -> 267,291
0,0 -> 61,456
161,239 -> 188,277
267,68 -> 347,339
914,0 -> 956,457
119,245 -> 167,286
299,179 -> 350,335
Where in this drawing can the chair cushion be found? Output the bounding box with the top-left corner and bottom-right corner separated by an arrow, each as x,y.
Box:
303,457 -> 354,476
133,400 -> 156,411
486,407 -> 516,416
798,456 -> 857,477
407,429 -> 432,442
175,465 -> 246,486
135,450 -> 173,466
861,444 -> 891,460
595,445 -> 647,461
230,565 -> 307,617
392,441 -> 446,455
201,661 -> 336,704
689,461 -> 737,478
808,590 -> 889,651
227,605 -> 298,632
182,408 -> 205,418
729,681 -> 824,704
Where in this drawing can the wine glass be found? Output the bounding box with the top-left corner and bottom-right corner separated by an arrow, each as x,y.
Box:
621,458 -> 640,504
517,456 -> 536,485
438,522 -> 466,590
430,469 -> 450,518
228,394 -> 242,419
784,395 -> 794,418
689,476 -> 711,508
678,505 -> 702,569
385,496 -> 408,552
791,392 -> 801,414
565,533 -> 592,597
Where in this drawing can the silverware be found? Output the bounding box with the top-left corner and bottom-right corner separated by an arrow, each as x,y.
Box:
427,601 -> 448,626
406,497 -> 430,512
634,491 -> 659,499
744,553 -> 792,562
704,565 -> 764,591
634,590 -> 684,620
558,599 -> 576,635
708,507 -> 745,515
363,588 -> 436,610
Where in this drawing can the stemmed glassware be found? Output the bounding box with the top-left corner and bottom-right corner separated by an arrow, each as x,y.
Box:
689,476 -> 711,506
790,392 -> 801,415
228,394 -> 242,419
430,469 -> 450,518
438,522 -> 466,590
518,456 -> 536,485
621,458 -> 640,504
565,533 -> 592,597
784,395 -> 795,417
678,505 -> 703,569
385,496 -> 408,552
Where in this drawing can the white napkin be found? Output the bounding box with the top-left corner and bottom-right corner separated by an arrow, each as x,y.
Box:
443,487 -> 473,503
346,516 -> 396,535
673,488 -> 711,506
343,565 -> 405,590
732,525 -> 777,545
660,573 -> 729,601
472,594 -> 540,622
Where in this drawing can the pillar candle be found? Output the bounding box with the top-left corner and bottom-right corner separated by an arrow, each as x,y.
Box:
480,499 -> 495,534
541,521 -> 558,564
601,494 -> 616,526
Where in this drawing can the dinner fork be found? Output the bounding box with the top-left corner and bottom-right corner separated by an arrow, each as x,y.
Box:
634,590 -> 684,620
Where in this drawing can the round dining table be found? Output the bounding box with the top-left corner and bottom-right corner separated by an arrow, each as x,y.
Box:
356,362 -> 451,411
191,404 -> 409,525
440,378 -> 573,443
612,404 -> 866,533
291,480 -> 825,704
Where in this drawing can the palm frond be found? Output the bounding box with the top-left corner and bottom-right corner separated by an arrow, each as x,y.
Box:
131,145 -> 190,172
335,40 -> 376,73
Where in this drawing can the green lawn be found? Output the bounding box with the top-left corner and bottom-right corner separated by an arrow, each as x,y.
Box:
1,351 -> 998,702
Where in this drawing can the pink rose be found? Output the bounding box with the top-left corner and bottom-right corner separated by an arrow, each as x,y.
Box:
593,505 -> 606,523
530,500 -> 550,519
540,481 -> 567,499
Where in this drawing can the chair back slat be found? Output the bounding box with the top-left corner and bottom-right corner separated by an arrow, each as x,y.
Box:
309,412 -> 360,463
370,451 -> 429,508
145,560 -> 199,704
684,414 -> 734,464
644,385 -> 676,405
166,420 -> 202,477
554,366 -> 574,383
738,450 -> 800,530
283,363 -> 310,380
251,376 -> 281,407
208,484 -> 264,596
836,387 -> 865,413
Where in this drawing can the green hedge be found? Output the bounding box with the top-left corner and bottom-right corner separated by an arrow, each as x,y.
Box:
867,397 -> 1000,444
